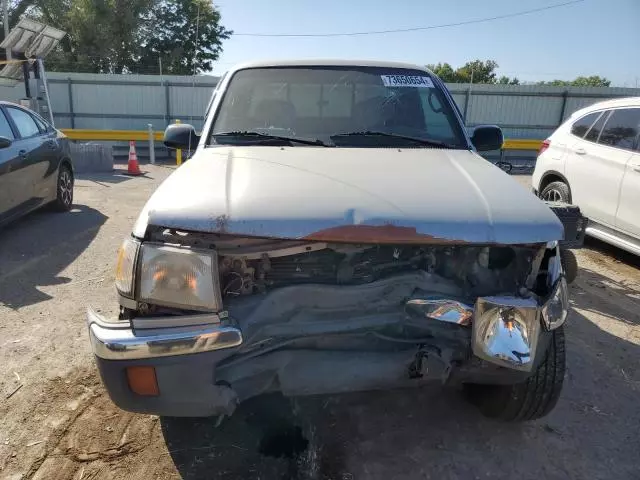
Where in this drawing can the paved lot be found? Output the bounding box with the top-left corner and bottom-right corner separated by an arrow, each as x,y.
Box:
1,167 -> 639,480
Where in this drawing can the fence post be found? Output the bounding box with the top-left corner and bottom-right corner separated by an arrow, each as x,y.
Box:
165,81 -> 171,125
175,119 -> 182,166
148,124 -> 155,165
558,90 -> 569,126
67,77 -> 75,129
463,86 -> 472,124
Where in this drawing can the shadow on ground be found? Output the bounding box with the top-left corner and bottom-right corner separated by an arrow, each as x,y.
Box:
584,236 -> 640,269
76,171 -> 145,186
0,204 -> 107,309
160,270 -> 640,480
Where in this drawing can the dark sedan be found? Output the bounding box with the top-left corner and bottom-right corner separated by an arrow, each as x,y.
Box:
0,101 -> 74,227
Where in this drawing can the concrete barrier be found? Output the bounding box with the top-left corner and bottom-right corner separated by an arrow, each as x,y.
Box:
70,143 -> 113,173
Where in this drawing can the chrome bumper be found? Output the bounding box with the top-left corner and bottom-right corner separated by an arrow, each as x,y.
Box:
88,276 -> 567,369
87,308 -> 243,360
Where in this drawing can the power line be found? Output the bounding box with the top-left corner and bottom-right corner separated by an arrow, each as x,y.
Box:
234,0 -> 584,37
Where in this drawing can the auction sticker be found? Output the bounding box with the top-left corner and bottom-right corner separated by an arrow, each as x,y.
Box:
381,75 -> 434,88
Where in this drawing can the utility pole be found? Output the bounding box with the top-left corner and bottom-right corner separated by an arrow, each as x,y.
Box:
2,0 -> 10,60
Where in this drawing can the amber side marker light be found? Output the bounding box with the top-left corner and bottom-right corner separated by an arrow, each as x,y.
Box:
126,366 -> 159,396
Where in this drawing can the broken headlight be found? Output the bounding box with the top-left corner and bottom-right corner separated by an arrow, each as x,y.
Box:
137,244 -> 222,312
472,296 -> 540,372
541,276 -> 568,331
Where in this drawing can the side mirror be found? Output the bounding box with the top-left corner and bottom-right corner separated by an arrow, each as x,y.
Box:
0,136 -> 12,149
471,125 -> 503,152
163,124 -> 200,150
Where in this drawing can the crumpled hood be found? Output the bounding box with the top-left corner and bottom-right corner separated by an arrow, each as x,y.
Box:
133,146 -> 563,244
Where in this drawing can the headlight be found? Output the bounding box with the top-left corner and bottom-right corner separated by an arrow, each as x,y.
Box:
541,277 -> 568,330
115,237 -> 140,297
472,297 -> 540,371
138,244 -> 222,312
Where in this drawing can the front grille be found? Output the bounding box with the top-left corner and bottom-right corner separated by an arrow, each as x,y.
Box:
263,246 -> 424,288
266,249 -> 344,286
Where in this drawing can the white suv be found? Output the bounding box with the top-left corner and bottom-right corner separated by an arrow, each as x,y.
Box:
532,97 -> 640,255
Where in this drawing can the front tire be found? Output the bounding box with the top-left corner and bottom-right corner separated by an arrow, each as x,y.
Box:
560,248 -> 578,284
465,326 -> 566,422
540,181 -> 571,203
53,164 -> 74,212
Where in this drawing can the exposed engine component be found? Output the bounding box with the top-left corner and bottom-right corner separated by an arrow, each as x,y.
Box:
218,243 -> 536,299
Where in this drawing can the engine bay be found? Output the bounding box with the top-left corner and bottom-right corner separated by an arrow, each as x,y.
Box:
217,243 -> 538,300
143,228 -> 545,307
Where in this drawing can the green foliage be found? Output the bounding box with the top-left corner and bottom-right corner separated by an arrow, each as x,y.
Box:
426,59 -> 519,85
1,0 -> 231,74
138,0 -> 232,75
498,75 -> 520,85
427,59 -> 610,87
536,76 -> 611,87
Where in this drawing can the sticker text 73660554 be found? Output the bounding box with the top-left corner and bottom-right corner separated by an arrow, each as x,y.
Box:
380,75 -> 435,88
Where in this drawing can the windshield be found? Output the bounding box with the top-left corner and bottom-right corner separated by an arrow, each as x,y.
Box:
208,66 -> 468,148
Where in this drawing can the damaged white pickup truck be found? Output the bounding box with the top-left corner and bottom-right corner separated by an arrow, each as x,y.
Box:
88,60 -> 581,422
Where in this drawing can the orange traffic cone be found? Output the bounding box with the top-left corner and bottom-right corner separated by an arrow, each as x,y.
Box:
125,140 -> 142,176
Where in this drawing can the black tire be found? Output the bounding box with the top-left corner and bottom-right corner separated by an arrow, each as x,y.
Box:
52,164 -> 73,212
465,326 -> 566,422
540,181 -> 571,203
560,248 -> 578,284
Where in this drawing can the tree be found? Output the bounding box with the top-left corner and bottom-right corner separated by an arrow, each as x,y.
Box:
138,0 -> 232,75
40,0 -> 156,73
425,62 -> 457,83
1,0 -> 231,74
426,59 -> 519,85
456,59 -> 499,84
536,76 -> 611,87
498,75 -> 520,85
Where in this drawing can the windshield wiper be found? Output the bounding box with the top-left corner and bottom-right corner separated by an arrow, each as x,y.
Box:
213,131 -> 331,147
331,131 -> 458,149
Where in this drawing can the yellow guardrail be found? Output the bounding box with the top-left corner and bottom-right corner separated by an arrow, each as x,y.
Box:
59,129 -> 544,152
61,129 -> 163,142
502,139 -> 543,151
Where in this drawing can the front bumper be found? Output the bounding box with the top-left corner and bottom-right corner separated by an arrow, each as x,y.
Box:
88,279 -> 567,417
87,308 -> 242,360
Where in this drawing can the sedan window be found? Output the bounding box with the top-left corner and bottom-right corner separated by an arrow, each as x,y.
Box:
0,110 -> 15,139
6,107 -> 41,138
598,108 -> 640,152
31,113 -> 50,133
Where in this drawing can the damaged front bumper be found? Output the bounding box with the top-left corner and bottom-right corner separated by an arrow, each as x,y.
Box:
88,309 -> 243,360
88,274 -> 568,417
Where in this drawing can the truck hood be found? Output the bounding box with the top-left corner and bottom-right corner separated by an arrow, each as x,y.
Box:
133,146 -> 563,244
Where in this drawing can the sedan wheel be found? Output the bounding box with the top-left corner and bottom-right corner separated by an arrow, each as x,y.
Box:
53,165 -> 74,211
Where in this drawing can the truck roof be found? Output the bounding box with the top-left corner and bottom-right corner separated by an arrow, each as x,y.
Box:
229,58 -> 434,74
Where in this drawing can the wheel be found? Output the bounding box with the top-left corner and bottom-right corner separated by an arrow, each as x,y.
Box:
540,181 -> 571,203
560,248 -> 578,284
53,164 -> 74,211
465,326 -> 566,422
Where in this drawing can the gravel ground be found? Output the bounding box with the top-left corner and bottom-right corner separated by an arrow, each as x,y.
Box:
1,167 -> 639,480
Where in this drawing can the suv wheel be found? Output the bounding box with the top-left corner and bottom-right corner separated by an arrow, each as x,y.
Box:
464,326 -> 566,422
540,181 -> 570,203
53,164 -> 74,211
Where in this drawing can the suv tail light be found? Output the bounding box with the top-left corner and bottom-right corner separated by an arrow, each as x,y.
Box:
538,139 -> 551,156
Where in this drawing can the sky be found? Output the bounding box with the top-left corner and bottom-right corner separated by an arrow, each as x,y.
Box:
211,0 -> 640,87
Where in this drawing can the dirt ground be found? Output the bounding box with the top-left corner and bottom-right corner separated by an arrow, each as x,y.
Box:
1,166 -> 639,480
